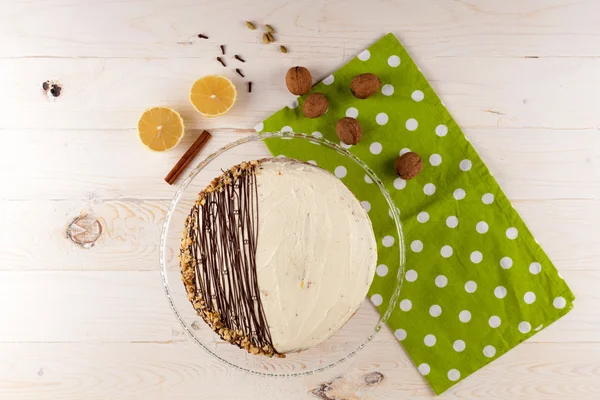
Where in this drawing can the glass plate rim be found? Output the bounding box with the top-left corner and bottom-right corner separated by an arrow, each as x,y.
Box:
159,131 -> 406,377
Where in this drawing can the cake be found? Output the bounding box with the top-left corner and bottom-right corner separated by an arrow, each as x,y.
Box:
180,158 -> 377,356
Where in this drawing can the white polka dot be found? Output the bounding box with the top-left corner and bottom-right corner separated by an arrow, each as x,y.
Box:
435,125 -> 448,137
357,49 -> 370,61
387,55 -> 401,67
535,324 -> 544,331
465,281 -> 477,293
446,216 -> 458,228
423,183 -> 436,196
418,363 -> 430,376
417,212 -> 429,223
482,193 -> 495,204
381,84 -> 394,96
412,90 -> 424,102
254,122 -> 264,132
361,201 -> 371,212
281,125 -> 293,133
506,227 -> 518,240
370,142 -> 382,154
394,329 -> 407,341
371,294 -> 383,306
405,270 -> 418,282
424,334 -> 436,347
307,160 -> 317,165
459,310 -> 471,323
489,316 -> 501,328
459,159 -> 472,171
429,305 -> 442,317
470,251 -> 483,264
287,99 -> 299,109
448,369 -> 460,381
453,340 -> 466,352
276,154 -> 287,158
519,321 -> 531,334
411,240 -> 423,253
322,74 -> 334,85
312,131 -> 323,139
376,113 -> 388,125
345,107 -> 358,118
405,118 -> 418,131
500,257 -> 513,269
334,166 -> 347,178
494,286 -> 507,299
553,296 -> 567,309
429,153 -> 442,166
441,245 -> 453,258
375,264 -> 388,277
339,141 -> 352,149
364,174 -> 373,184
393,178 -> 406,190
399,299 -> 412,311
483,345 -> 496,358
529,262 -> 542,275
399,148 -> 411,156
453,188 -> 466,200
524,292 -> 536,304
476,221 -> 489,234
435,275 -> 448,288
382,236 -> 394,247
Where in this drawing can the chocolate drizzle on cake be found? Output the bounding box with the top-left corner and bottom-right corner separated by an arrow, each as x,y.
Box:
180,160 -> 280,357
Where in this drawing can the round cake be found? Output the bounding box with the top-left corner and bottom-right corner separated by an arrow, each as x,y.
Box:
180,158 -> 377,357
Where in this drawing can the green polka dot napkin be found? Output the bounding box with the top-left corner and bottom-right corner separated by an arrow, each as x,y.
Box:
256,33 -> 575,395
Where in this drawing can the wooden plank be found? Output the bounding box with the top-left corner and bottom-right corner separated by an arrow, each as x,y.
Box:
3,129 -> 599,201
0,0 -> 599,59
1,198 -> 598,273
0,271 -> 594,343
0,271 -> 181,343
0,199 -> 171,272
0,56 -> 598,131
2,129 -> 252,201
0,341 -> 599,399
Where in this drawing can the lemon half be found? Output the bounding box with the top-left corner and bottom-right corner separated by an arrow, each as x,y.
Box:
137,107 -> 185,151
190,75 -> 237,117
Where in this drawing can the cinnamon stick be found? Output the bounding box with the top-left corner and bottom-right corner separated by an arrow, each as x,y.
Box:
165,130 -> 211,185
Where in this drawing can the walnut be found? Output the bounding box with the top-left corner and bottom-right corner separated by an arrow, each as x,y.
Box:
350,73 -> 381,99
336,117 -> 362,145
302,93 -> 328,118
395,152 -> 422,180
285,66 -> 312,95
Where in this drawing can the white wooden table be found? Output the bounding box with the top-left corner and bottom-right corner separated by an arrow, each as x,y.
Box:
1,0 -> 599,398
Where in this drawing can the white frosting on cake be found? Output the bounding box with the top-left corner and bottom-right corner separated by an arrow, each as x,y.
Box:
255,159 -> 377,353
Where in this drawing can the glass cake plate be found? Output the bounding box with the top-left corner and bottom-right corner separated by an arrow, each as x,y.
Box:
160,132 -> 405,377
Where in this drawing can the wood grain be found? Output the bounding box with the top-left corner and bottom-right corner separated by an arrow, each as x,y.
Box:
0,341 -> 599,400
3,130 -> 599,201
0,270 -> 595,344
0,57 -> 598,131
1,198 -> 599,272
1,0 -> 599,59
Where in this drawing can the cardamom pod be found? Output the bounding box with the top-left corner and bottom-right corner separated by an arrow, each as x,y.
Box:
246,21 -> 256,30
262,33 -> 269,44
280,45 -> 288,53
266,32 -> 275,42
265,24 -> 275,33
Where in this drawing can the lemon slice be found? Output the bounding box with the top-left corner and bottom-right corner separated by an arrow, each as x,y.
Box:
190,75 -> 237,117
137,107 -> 185,151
